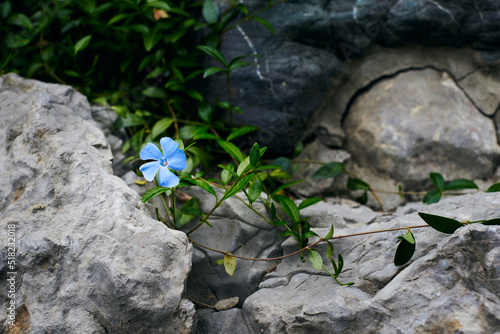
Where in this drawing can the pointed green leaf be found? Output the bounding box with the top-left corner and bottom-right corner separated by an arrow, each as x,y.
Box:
198,45 -> 228,67
486,183 -> 500,192
443,179 -> 478,191
236,156 -> 251,176
430,172 -> 445,191
184,179 -> 217,199
308,249 -> 323,271
249,143 -> 260,167
198,102 -> 214,123
203,66 -> 225,78
223,255 -> 236,276
271,220 -> 288,226
337,254 -> 344,273
217,139 -> 245,162
302,231 -> 319,239
74,35 -> 92,55
482,218 -> 500,225
143,29 -> 161,51
298,197 -> 322,211
279,230 -> 299,239
253,16 -> 275,33
151,118 -> 174,139
228,61 -> 252,72
396,229 -> 415,244
222,174 -> 253,201
248,177 -> 262,203
418,212 -> 463,234
347,177 -> 371,191
144,1 -> 171,11
142,187 -> 171,203
356,190 -> 368,205
312,162 -> 345,179
274,195 -> 300,222
226,126 -> 259,141
331,258 -> 339,276
271,179 -> 304,196
202,0 -> 219,24
326,241 -> 334,259
324,225 -> 334,240
271,202 -> 277,220
423,189 -> 441,205
394,238 -> 416,266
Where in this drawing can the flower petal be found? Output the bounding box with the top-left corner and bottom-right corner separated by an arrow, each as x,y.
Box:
168,149 -> 187,171
139,161 -> 161,181
140,143 -> 163,161
158,166 -> 180,188
160,137 -> 179,159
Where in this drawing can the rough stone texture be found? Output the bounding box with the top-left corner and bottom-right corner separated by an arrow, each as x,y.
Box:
196,308 -> 250,334
343,68 -> 500,188
206,192 -> 500,334
207,0 -> 500,155
181,187 -> 281,308
0,74 -> 193,333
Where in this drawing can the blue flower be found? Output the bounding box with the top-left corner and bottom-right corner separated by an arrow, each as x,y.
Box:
139,137 -> 187,188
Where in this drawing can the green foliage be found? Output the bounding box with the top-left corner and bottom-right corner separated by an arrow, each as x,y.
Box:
423,173 -> 478,205
394,229 -> 416,266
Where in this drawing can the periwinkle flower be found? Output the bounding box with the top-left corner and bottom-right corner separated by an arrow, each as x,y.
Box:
139,137 -> 187,188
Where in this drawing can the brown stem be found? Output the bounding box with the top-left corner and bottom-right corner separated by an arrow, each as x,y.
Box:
167,103 -> 180,139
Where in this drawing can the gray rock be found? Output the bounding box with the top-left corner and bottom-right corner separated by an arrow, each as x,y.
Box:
181,187 -> 281,308
343,68 -> 500,189
196,308 -> 251,334
0,74 -> 193,333
237,192 -> 500,333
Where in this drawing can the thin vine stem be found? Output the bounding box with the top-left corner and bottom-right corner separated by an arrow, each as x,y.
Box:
189,224 -> 431,262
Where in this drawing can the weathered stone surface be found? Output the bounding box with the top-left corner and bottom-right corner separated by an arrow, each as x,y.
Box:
458,68 -> 500,117
196,308 -> 250,334
230,192 -> 500,333
181,187 -> 281,308
343,68 -> 500,188
206,1 -> 500,154
0,74 -> 193,333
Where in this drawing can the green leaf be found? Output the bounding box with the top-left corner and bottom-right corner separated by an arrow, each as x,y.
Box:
144,1 -> 171,11
203,66 -> 225,78
184,179 -> 217,199
418,212 -> 463,234
270,203 -> 277,221
7,13 -> 32,29
324,225 -> 334,241
486,183 -> 500,193
298,197 -> 322,211
271,220 -> 288,226
279,230 -> 299,239
198,102 -> 214,123
443,179 -> 478,191
337,254 -> 344,273
423,189 -> 441,205
394,237 -> 416,266
143,86 -> 166,99
151,118 -> 173,139
142,187 -> 170,203
223,254 -> 236,276
175,197 -> 201,228
326,241 -> 334,259
222,174 -> 253,201
236,156 -> 251,176
275,195 -> 300,222
313,162 -> 345,179
271,179 -> 304,196
198,45 -> 228,67
249,143 -> 260,168
228,61 -> 251,72
331,258 -> 339,276
143,29 -> 161,51
397,229 -> 415,244
356,190 -> 368,205
429,172 -> 445,192
302,231 -> 319,239
253,16 -> 275,33
347,177 -> 371,191
220,163 -> 234,184
248,177 -> 262,203
294,141 -> 303,157
74,35 -> 92,55
186,89 -> 203,102
202,0 -> 219,24
482,218 -> 500,226
227,126 -> 259,141
217,140 -> 245,162
308,249 -> 323,271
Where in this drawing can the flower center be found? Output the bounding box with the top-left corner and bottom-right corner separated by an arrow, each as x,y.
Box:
162,160 -> 168,167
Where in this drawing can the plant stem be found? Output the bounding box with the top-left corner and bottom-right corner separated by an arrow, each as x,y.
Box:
167,102 -> 180,139
226,72 -> 233,128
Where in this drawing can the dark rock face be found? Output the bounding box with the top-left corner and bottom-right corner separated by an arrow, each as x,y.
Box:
0,74 -> 193,333
207,0 -> 500,155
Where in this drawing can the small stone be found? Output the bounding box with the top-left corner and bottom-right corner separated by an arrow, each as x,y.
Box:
215,297 -> 239,311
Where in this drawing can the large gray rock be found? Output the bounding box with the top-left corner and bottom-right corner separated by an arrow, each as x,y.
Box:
206,0 -> 500,155
0,74 -> 193,333
209,192 -> 500,333
343,68 -> 500,189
